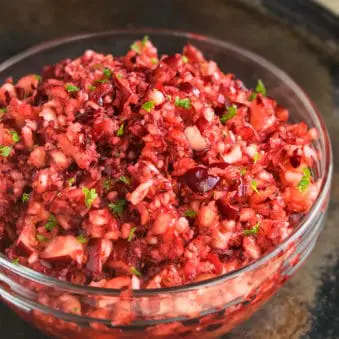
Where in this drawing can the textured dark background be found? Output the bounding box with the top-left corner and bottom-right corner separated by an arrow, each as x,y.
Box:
0,1 -> 338,338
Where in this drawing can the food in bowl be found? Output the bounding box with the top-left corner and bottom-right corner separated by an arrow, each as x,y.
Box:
0,36 -> 320,293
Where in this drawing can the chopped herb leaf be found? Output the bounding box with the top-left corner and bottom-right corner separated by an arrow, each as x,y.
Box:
128,227 -> 137,242
0,108 -> 7,114
34,74 -> 41,81
130,266 -> 142,277
251,180 -> 259,194
255,79 -> 267,96
103,179 -> 112,191
297,167 -> 312,192
220,104 -> 237,124
151,58 -> 158,65
131,41 -> 140,54
116,74 -> 123,79
82,187 -> 98,208
182,55 -> 189,63
9,130 -> 20,143
108,199 -> 126,218
167,95 -> 172,101
253,152 -> 260,163
141,35 -> 149,46
12,258 -> 19,265
175,96 -> 191,109
73,307 -> 79,313
248,93 -> 257,101
142,100 -> 155,112
36,234 -> 48,242
0,145 -> 12,157
65,84 -> 80,92
240,168 -> 247,176
77,235 -> 88,244
185,209 -> 197,218
95,78 -> 109,84
244,222 -> 260,236
117,123 -> 124,137
22,192 -> 30,203
68,177 -> 75,186
88,85 -> 96,91
119,175 -> 131,185
103,67 -> 112,77
45,214 -> 58,232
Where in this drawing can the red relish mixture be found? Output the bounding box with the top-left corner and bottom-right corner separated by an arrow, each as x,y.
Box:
0,37 -> 320,290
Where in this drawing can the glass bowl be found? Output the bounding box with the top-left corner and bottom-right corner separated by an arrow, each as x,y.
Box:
0,29 -> 333,338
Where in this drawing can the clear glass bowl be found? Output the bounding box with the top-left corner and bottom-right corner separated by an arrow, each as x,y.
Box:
0,29 -> 333,338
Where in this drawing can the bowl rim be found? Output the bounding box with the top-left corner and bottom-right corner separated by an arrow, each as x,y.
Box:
0,28 -> 333,296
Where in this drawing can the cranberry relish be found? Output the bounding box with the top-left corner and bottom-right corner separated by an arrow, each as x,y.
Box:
0,37 -> 320,289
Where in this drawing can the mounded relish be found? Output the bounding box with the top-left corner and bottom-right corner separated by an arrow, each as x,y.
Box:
0,36 -> 320,292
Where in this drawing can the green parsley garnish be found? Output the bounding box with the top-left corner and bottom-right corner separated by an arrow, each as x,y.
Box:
108,199 -> 126,218
12,258 -> 19,265
142,101 -> 155,112
77,235 -> 88,244
117,123 -> 124,137
95,79 -> 109,84
297,167 -> 312,192
116,74 -> 123,79
220,104 -> 237,124
103,179 -> 112,191
9,130 -> 20,143
255,79 -> 267,96
253,152 -> 260,163
248,93 -> 257,101
151,58 -> 158,65
0,145 -> 12,157
36,234 -> 48,242
240,168 -> 247,176
22,192 -> 30,203
68,177 -> 75,187
128,227 -> 137,242
82,187 -> 98,208
72,307 -> 79,313
131,41 -> 141,54
175,96 -> 191,109
34,74 -> 41,82
88,85 -> 96,91
251,180 -> 259,194
130,266 -> 142,277
182,55 -> 189,63
45,214 -> 58,232
103,67 -> 112,77
65,84 -> 80,92
141,35 -> 149,46
119,175 -> 131,185
243,222 -> 260,236
185,209 -> 197,218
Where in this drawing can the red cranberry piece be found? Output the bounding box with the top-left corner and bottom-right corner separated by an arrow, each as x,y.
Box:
216,199 -> 240,221
179,82 -> 194,93
211,162 -> 229,169
290,150 -> 302,168
289,213 -> 305,226
181,167 -> 220,193
162,54 -> 182,69
86,239 -> 113,274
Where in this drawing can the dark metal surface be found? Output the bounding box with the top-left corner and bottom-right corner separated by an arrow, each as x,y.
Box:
0,1 -> 338,338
